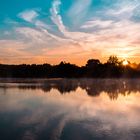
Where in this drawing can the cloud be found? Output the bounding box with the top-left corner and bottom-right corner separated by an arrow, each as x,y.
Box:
50,0 -> 67,35
106,0 -> 139,20
18,8 -> 66,43
50,0 -> 94,41
18,10 -> 39,23
4,18 -> 19,25
0,40 -> 32,64
16,27 -> 51,48
67,0 -> 92,25
18,9 -> 51,30
1,86 -> 140,140
81,19 -> 113,29
1,0 -> 140,64
18,0 -> 140,64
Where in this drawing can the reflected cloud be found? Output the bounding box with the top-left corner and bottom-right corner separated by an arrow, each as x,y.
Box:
0,79 -> 140,140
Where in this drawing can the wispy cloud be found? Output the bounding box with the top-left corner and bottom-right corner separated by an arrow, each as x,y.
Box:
18,9 -> 51,30
50,0 -> 67,35
0,40 -> 32,64
50,0 -> 94,41
17,8 -> 67,44
1,0 -> 140,64
67,0 -> 92,26
18,10 -> 38,23
81,19 -> 113,29
105,0 -> 140,22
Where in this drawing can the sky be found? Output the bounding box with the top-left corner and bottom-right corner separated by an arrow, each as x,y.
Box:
0,0 -> 140,65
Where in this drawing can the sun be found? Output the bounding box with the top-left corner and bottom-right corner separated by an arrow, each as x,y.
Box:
122,60 -> 129,66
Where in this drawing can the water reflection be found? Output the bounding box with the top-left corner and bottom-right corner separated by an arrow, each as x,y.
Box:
0,79 -> 140,140
0,79 -> 140,100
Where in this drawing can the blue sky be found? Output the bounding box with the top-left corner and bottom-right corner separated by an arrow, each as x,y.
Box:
0,0 -> 140,65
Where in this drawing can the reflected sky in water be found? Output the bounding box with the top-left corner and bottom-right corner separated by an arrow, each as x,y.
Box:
0,79 -> 140,140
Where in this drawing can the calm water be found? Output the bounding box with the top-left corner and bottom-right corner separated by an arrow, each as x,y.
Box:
0,79 -> 140,140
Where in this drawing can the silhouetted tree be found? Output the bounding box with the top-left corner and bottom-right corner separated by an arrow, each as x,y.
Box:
86,59 -> 100,68
85,59 -> 102,77
0,55 -> 140,78
107,55 -> 120,66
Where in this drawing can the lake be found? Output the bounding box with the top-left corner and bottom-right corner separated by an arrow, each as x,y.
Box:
0,79 -> 140,140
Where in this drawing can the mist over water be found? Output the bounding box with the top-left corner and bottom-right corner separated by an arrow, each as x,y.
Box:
0,79 -> 140,140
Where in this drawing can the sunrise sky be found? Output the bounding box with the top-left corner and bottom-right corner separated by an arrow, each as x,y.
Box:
0,0 -> 140,65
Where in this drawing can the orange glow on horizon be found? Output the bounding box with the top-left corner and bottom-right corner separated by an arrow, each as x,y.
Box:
1,54 -> 140,66
122,60 -> 129,66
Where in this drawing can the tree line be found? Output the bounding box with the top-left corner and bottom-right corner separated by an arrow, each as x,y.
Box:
0,56 -> 140,78
1,79 -> 140,100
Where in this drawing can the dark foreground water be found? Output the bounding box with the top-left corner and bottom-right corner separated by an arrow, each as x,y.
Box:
0,79 -> 140,140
